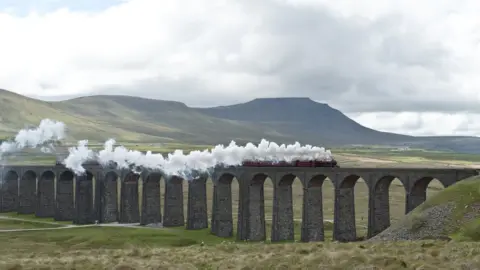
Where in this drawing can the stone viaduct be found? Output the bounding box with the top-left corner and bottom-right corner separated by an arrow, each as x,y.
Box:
0,163 -> 477,242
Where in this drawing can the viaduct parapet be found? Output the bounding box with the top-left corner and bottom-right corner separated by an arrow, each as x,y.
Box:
0,164 -> 477,242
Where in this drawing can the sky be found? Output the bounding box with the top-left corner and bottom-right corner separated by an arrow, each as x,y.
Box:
0,0 -> 479,136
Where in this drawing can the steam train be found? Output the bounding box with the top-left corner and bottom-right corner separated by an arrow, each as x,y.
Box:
242,159 -> 339,168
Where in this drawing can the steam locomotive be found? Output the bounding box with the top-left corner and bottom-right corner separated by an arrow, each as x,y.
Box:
242,159 -> 339,168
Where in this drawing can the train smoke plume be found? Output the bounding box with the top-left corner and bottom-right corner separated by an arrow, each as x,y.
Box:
0,119 -> 66,157
64,138 -> 333,178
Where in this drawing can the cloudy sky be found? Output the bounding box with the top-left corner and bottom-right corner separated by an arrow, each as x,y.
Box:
0,0 -> 479,136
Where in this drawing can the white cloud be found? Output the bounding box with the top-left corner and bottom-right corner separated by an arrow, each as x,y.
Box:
0,0 -> 479,136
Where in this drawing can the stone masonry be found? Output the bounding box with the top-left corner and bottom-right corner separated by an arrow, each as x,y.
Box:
2,164 -> 478,243
97,171 -> 119,223
163,175 -> 184,227
18,170 -> 36,214
74,172 -> 95,224
54,170 -> 75,221
120,172 -> 140,223
36,170 -> 55,218
0,170 -> 19,212
140,172 -> 161,225
186,175 -> 208,230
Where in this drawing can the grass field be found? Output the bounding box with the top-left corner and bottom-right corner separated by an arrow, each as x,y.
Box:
1,226 -> 480,269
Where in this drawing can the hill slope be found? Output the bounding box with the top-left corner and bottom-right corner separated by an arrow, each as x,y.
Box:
1,89 -> 480,153
0,90 -> 292,144
197,97 -> 480,153
371,175 -> 480,241
196,97 -> 414,145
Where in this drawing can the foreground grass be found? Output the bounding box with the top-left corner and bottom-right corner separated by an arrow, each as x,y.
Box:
1,232 -> 480,269
0,213 -> 72,225
0,219 -> 62,229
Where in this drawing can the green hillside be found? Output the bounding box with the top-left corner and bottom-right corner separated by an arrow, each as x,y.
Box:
0,90 -> 291,144
2,89 -> 480,154
371,175 -> 480,241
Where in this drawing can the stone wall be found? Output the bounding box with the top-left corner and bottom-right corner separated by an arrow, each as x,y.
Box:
163,176 -> 184,227
186,176 -> 208,230
98,172 -> 118,223
120,173 -> 140,223
36,171 -> 55,218
74,173 -> 95,224
0,170 -> 19,212
140,173 -> 161,225
18,170 -> 36,214
54,171 -> 75,221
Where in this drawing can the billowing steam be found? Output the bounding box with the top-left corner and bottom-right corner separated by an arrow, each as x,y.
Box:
0,119 -> 66,157
0,119 -> 334,179
65,138 -> 333,177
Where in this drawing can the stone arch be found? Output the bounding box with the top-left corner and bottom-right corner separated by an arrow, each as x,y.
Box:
163,175 -> 184,227
211,172 -> 237,237
0,170 -> 19,212
98,171 -> 119,223
141,172 -> 162,225
36,170 -> 55,218
18,170 -> 37,214
301,174 -> 328,242
271,173 -> 302,242
339,174 -> 362,189
120,171 -> 140,223
408,176 -> 446,213
247,172 -> 269,241
54,170 -> 75,221
74,170 -> 95,224
369,175 -> 402,238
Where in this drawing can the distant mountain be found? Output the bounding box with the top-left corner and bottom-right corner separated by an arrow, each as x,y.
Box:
196,97 -> 480,153
0,89 -> 479,153
196,97 -> 413,145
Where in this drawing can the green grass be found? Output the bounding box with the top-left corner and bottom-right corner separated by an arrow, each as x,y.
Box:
0,219 -> 62,229
333,147 -> 480,162
0,226 -> 225,251
0,213 -> 73,225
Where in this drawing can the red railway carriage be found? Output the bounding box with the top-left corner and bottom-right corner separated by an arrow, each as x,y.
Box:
242,159 -> 339,168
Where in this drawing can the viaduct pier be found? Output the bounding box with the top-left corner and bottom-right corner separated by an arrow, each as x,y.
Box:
0,163 -> 477,242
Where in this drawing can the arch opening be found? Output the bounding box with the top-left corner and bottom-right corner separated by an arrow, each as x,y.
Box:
0,170 -> 19,212
18,170 -> 36,214
370,175 -> 405,238
408,177 -> 445,213
320,176 -> 335,241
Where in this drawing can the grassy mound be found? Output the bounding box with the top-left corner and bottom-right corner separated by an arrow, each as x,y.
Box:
372,175 -> 480,241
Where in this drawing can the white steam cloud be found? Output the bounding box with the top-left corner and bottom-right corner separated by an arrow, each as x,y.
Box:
64,138 -> 333,178
0,119 -> 66,157
0,118 -> 334,179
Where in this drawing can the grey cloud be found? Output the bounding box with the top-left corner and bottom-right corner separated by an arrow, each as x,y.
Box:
79,0 -> 475,113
